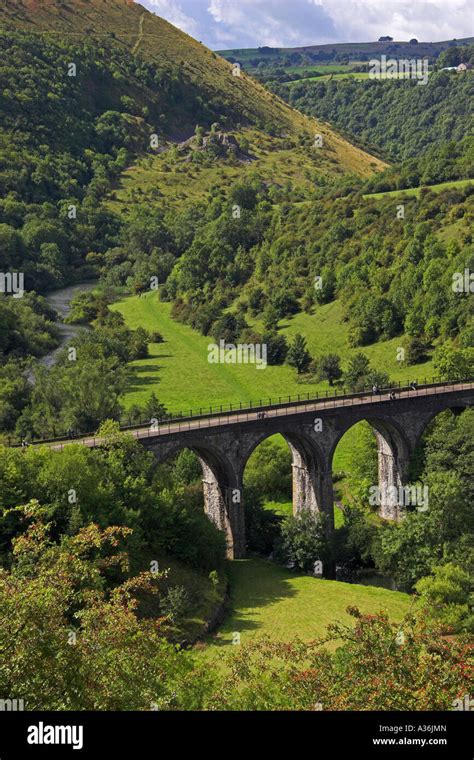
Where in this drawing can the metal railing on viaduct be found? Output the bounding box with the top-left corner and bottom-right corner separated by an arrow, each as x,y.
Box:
7,378 -> 473,451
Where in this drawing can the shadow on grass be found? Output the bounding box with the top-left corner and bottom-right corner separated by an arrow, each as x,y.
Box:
208,559 -> 299,645
125,364 -> 164,391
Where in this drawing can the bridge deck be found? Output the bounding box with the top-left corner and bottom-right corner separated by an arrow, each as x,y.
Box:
27,381 -> 474,452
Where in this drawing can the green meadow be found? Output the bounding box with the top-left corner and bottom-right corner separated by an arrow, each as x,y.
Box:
285,68 -> 439,85
265,497 -> 345,527
111,291 -> 435,415
199,558 -> 411,659
364,178 -> 474,200
285,64 -> 354,75
288,72 -> 370,84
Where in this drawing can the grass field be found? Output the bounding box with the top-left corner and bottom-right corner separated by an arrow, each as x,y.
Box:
288,72 -> 371,84
285,69 -> 446,84
199,558 -> 412,658
263,499 -> 293,518
285,64 -> 354,75
313,72 -> 370,81
265,498 -> 345,526
111,291 -> 435,415
364,178 -> 473,200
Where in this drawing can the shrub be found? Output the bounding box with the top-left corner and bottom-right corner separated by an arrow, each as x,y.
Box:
262,330 -> 288,365
0,513 -> 211,710
415,563 -> 474,634
405,336 -> 429,365
208,607 -> 472,711
317,353 -> 343,385
161,585 -> 190,624
286,334 -> 312,375
275,510 -> 331,573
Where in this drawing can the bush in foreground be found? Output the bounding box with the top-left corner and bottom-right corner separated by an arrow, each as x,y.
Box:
0,506 -> 212,710
208,606 -> 473,711
2,509 -> 471,712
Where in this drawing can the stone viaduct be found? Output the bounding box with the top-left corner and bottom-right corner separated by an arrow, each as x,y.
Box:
135,382 -> 473,559
44,381 -> 473,559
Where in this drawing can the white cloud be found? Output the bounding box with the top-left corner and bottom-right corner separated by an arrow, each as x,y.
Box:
144,0 -> 201,38
207,0 -> 338,47
140,0 -> 474,49
326,0 -> 472,44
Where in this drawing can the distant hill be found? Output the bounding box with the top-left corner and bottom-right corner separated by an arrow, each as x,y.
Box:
219,37 -> 474,69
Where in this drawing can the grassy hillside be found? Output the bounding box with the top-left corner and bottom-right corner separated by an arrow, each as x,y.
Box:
111,291 -> 436,415
199,558 -> 411,658
363,178 -> 474,199
0,0 -> 384,177
107,125 -> 372,216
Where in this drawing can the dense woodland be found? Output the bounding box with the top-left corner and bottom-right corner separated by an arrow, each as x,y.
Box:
275,66 -> 474,162
163,161 -> 474,348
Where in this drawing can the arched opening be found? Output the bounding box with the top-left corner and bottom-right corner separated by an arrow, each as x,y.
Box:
410,404 -> 472,480
331,420 -> 377,526
241,431 -> 331,556
150,444 -> 238,558
330,416 -> 411,521
330,417 -> 412,587
243,434 -> 293,518
412,403 -> 471,454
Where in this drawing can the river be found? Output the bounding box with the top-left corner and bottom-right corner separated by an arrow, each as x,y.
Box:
40,281 -> 97,369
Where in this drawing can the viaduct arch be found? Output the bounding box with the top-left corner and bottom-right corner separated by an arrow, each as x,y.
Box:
138,383 -> 474,559
37,382 -> 473,560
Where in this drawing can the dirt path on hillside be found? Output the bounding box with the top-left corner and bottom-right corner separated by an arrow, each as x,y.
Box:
132,12 -> 145,55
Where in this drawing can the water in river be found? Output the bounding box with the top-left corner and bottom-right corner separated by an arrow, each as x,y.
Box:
355,569 -> 397,590
40,281 -> 97,369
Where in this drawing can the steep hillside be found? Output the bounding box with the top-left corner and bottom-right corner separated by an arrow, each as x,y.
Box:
277,69 -> 474,162
0,0 -> 384,176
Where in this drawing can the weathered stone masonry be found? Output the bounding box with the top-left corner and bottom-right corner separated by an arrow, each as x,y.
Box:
141,388 -> 473,559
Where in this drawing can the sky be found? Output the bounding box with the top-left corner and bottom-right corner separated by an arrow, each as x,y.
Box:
140,0 -> 474,50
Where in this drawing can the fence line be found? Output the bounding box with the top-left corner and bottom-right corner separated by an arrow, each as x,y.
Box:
6,377 -> 473,450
